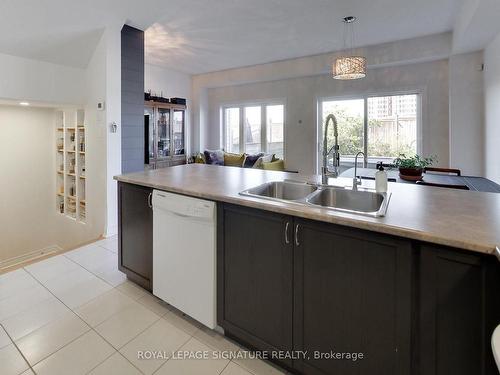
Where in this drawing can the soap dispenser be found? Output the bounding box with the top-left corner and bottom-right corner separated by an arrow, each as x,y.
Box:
375,162 -> 388,193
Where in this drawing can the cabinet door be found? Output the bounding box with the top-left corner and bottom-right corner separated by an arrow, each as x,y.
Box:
156,107 -> 170,159
118,182 -> 153,291
293,219 -> 412,375
218,204 -> 293,366
172,109 -> 185,156
418,245 -> 500,375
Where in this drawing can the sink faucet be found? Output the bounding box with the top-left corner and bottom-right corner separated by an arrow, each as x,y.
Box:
321,114 -> 340,185
353,151 -> 365,191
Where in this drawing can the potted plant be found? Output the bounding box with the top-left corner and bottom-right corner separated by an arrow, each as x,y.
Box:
394,154 -> 436,181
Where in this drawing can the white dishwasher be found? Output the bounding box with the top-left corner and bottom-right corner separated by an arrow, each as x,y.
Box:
152,190 -> 217,329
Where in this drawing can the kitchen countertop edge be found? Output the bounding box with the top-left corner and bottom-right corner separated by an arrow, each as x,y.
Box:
114,166 -> 499,257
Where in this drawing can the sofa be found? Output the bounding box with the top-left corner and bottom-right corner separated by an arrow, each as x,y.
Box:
194,149 -> 286,171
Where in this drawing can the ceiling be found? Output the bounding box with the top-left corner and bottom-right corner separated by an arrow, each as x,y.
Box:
0,0 -> 167,68
0,0 -> 493,74
145,0 -> 459,74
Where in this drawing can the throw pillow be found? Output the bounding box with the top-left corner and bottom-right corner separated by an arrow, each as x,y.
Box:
224,152 -> 246,167
203,149 -> 224,165
243,153 -> 264,168
252,154 -> 274,169
194,153 -> 206,164
262,159 -> 285,171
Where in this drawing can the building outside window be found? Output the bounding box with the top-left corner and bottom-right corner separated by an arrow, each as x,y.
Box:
319,93 -> 419,170
223,102 -> 285,159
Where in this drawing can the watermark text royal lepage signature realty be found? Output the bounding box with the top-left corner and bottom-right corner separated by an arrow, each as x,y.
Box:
137,349 -> 365,362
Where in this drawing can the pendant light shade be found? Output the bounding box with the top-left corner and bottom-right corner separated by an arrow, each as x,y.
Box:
333,56 -> 366,80
333,16 -> 367,80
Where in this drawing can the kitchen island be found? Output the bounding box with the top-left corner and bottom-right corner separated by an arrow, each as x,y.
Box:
115,164 -> 500,375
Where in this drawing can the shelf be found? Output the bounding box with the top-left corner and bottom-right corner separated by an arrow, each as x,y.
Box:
56,108 -> 86,224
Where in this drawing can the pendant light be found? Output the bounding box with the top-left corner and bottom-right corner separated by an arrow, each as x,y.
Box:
333,16 -> 366,80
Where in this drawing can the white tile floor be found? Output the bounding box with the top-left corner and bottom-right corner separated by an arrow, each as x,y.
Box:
0,237 -> 288,375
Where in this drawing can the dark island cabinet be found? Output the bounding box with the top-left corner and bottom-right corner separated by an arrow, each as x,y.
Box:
217,204 -> 413,374
217,204 -> 294,368
217,203 -> 500,375
417,244 -> 500,375
118,182 -> 153,291
293,218 -> 413,375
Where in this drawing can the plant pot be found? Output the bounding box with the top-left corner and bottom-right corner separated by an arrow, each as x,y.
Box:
399,167 -> 423,181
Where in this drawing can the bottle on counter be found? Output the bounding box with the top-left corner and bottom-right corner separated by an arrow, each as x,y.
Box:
375,163 -> 388,193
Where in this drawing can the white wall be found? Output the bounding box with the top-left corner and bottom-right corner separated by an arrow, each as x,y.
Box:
0,25 -> 123,264
193,33 -> 452,156
145,64 -> 191,100
449,51 -> 484,176
83,31 -> 108,244
0,106 -> 57,261
0,105 -> 107,264
0,52 -> 85,105
104,26 -> 122,237
206,59 -> 450,174
484,32 -> 500,184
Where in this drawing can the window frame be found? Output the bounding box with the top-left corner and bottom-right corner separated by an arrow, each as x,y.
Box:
221,99 -> 286,159
317,90 -> 423,172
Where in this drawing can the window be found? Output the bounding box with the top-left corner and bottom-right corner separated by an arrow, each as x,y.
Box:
266,105 -> 284,157
319,93 -> 419,168
224,107 -> 240,153
223,102 -> 285,158
244,106 -> 261,154
367,95 -> 418,159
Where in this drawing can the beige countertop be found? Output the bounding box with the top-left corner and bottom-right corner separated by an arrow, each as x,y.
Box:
114,164 -> 500,256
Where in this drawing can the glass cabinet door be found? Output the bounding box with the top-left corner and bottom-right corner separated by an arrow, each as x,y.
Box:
172,109 -> 185,155
156,107 -> 171,158
144,107 -> 155,164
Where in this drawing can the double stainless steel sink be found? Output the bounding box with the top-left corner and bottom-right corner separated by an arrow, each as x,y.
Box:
240,180 -> 391,217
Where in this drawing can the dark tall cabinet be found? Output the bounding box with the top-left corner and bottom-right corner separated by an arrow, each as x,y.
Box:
118,182 -> 153,291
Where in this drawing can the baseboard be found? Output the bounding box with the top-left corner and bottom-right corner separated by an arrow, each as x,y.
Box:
0,245 -> 62,271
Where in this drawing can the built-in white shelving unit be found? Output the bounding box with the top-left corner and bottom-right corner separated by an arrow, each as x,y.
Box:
55,109 -> 86,223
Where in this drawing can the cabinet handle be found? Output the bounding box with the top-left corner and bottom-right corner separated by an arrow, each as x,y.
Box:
148,192 -> 153,208
285,222 -> 290,244
295,224 -> 300,246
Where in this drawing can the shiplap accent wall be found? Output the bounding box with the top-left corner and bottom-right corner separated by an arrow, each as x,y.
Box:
121,25 -> 144,173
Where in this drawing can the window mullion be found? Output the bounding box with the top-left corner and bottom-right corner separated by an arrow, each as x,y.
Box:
363,97 -> 368,167
239,106 -> 244,154
261,105 -> 267,153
